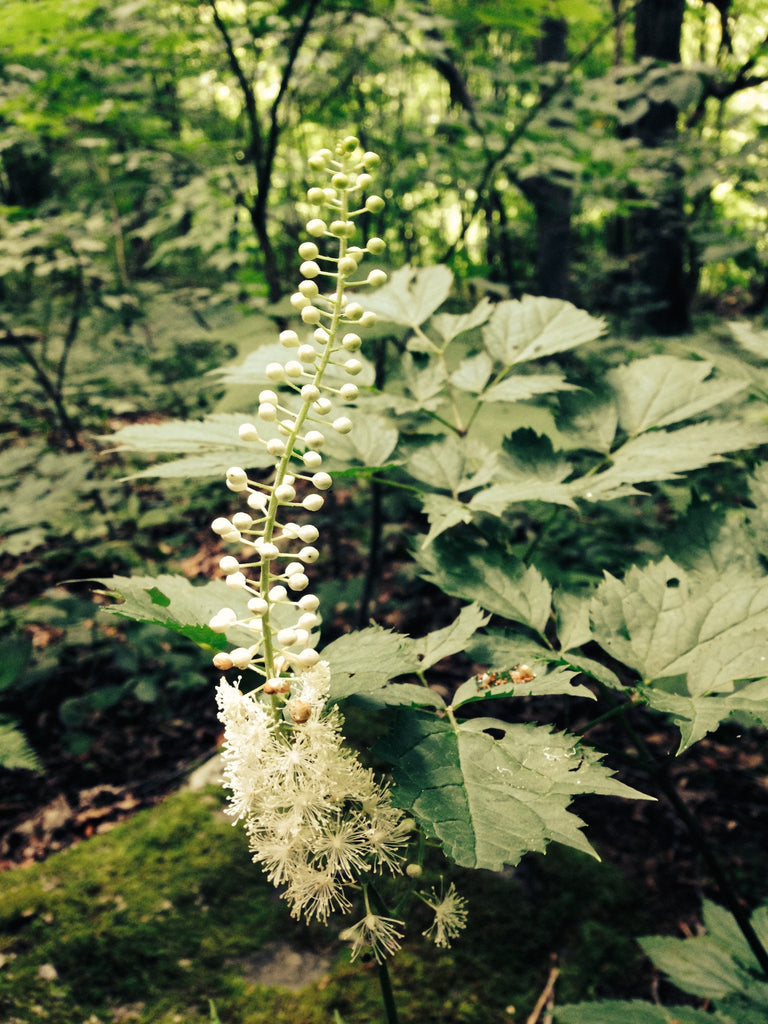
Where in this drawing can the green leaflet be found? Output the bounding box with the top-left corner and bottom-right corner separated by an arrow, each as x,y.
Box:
607,355 -> 747,435
480,372 -> 579,404
558,900 -> 768,1024
89,574 -> 247,651
554,1001 -> 730,1024
0,719 -> 42,772
419,548 -> 553,635
363,264 -> 454,328
322,625 -> 426,704
577,420 -> 768,501
482,295 -> 606,366
377,711 -> 648,871
432,297 -> 493,345
589,557 -> 768,749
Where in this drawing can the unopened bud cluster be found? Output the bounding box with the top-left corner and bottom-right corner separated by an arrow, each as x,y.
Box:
209,136 -> 386,690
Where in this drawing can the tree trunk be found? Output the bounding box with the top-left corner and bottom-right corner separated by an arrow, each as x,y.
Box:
519,17 -> 574,300
629,0 -> 692,333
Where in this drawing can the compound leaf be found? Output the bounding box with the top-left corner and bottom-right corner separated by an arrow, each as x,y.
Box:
364,264 -> 454,327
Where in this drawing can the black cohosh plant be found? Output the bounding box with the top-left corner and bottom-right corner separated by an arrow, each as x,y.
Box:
206,139 -> 467,998
95,136 -> 768,1024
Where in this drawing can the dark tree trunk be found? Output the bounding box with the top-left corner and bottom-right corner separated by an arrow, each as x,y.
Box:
519,17 -> 574,301
629,0 -> 692,333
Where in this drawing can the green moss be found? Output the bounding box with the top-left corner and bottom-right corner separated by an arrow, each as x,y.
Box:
0,791 -> 652,1024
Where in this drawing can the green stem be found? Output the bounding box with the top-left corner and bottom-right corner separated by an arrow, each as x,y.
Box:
376,959 -> 400,1024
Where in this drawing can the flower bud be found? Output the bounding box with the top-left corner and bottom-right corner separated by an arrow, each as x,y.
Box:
268,585 -> 288,602
301,383 -> 320,401
225,571 -> 248,589
300,306 -> 322,325
259,389 -> 278,403
284,360 -> 304,378
258,402 -> 277,421
344,302 -> 364,320
312,472 -> 333,490
299,545 -> 319,563
232,512 -> 253,530
213,652 -> 234,670
300,260 -> 320,279
209,608 -> 238,632
265,362 -> 286,382
277,627 -> 298,647
266,438 -> 285,456
290,292 -> 310,310
288,572 -> 309,591
298,524 -> 320,543
305,189 -> 324,205
298,344 -> 317,363
247,491 -> 268,511
367,269 -> 387,286
211,516 -> 234,536
238,422 -> 259,442
229,647 -> 254,669
226,467 -> 249,491
305,429 -> 325,447
302,494 -> 324,511
306,218 -> 326,237
298,594 -> 320,612
344,358 -> 363,375
260,542 -> 280,560
362,151 -> 380,168
359,311 -> 377,328
279,329 -> 300,347
303,450 -> 322,469
338,255 -> 358,276
219,555 -> 241,575
365,195 -> 385,213
331,172 -> 349,189
298,280 -> 319,298
332,417 -> 353,434
340,383 -> 358,400
247,596 -> 269,615
298,612 -> 319,630
312,397 -> 333,414
274,483 -> 296,502
288,699 -> 312,723
296,649 -> 321,669
341,333 -> 362,351
367,236 -> 386,254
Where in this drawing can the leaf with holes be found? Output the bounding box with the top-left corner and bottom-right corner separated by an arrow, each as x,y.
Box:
376,711 -> 648,870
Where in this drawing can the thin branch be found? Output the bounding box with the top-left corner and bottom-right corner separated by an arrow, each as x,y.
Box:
526,959 -> 560,1024
208,0 -> 263,170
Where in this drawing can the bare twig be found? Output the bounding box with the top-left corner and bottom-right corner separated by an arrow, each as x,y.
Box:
526,958 -> 560,1024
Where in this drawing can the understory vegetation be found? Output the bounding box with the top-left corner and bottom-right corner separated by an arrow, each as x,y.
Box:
2,1 -> 768,1022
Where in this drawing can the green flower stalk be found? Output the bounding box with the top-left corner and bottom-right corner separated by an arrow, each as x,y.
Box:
209,137 -> 420,946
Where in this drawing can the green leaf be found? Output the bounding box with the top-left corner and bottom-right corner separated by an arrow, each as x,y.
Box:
578,421 -> 768,500
319,413 -> 398,467
432,298 -> 493,344
607,356 -> 747,435
482,296 -> 606,367
90,575 -> 243,651
728,320 -> 768,360
419,493 -> 474,547
323,626 -> 432,704
469,477 -> 577,514
378,712 -> 647,871
555,1001 -> 727,1023
0,720 -> 42,772
103,414 -> 262,454
416,604 -> 490,670
480,372 -> 578,403
590,558 -> 768,748
407,436 -> 467,494
364,265 -> 454,327
449,351 -> 493,393
640,900 -> 768,1004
